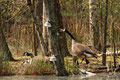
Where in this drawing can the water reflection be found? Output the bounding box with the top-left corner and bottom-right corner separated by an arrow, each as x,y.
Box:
0,74 -> 120,80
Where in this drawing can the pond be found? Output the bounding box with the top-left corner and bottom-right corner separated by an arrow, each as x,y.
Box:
0,73 -> 120,80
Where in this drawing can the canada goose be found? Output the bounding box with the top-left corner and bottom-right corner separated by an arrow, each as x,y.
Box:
23,52 -> 34,58
60,29 -> 97,64
22,52 -> 56,66
22,52 -> 33,66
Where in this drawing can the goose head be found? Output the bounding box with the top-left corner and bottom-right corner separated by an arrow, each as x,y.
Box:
59,29 -> 66,32
23,52 -> 34,58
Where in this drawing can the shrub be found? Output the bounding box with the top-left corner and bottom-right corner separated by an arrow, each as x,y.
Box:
0,51 -> 13,75
25,59 -> 55,75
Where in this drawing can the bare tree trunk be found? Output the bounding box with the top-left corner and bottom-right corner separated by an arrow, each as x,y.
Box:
33,23 -> 37,56
36,0 -> 43,53
27,0 -> 49,56
0,26 -> 15,61
43,0 -> 68,76
0,34 -> 1,51
0,9 -> 15,61
112,22 -> 116,68
75,0 -> 78,33
89,0 -> 99,49
99,0 -> 103,51
33,0 -> 37,56
54,0 -> 71,57
102,0 -> 108,66
89,0 -> 95,46
0,16 -> 1,51
0,12 -> 2,51
43,0 -> 49,55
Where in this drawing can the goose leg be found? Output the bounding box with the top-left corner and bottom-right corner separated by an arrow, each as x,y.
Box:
85,59 -> 89,64
85,56 -> 89,64
75,60 -> 79,68
80,58 -> 85,64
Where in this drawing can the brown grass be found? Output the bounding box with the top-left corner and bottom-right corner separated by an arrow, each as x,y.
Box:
0,53 -> 120,76
24,60 -> 55,75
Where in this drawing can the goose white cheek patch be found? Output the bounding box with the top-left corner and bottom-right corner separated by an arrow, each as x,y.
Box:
50,55 -> 57,62
44,21 -> 51,27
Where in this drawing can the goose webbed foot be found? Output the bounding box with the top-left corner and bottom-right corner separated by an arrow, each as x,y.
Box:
75,60 -> 79,68
85,58 -> 89,64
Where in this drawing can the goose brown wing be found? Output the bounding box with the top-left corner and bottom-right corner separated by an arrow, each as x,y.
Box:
72,43 -> 97,58
73,43 -> 92,52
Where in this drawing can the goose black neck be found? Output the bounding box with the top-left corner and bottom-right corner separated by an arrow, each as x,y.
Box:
26,53 -> 34,58
28,53 -> 34,58
65,29 -> 75,40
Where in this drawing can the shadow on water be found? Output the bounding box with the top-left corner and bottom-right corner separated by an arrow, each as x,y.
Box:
0,74 -> 120,80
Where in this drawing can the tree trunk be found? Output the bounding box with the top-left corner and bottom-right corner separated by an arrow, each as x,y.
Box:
43,0 -> 49,55
0,13 -> 2,51
36,0 -> 44,54
33,22 -> 37,56
112,22 -> 116,68
54,0 -> 71,57
0,27 -> 15,61
33,0 -> 37,56
75,0 -> 78,33
89,0 -> 99,49
43,0 -> 68,76
102,0 -> 108,66
0,35 -> 1,51
99,0 -> 103,51
0,9 -> 15,61
27,0 -> 49,56
0,23 -> 1,51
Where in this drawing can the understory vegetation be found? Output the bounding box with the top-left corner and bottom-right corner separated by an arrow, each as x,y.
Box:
0,52 -> 13,75
0,55 -> 120,75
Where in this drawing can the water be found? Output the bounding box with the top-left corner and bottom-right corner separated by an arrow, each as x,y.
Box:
0,74 -> 120,80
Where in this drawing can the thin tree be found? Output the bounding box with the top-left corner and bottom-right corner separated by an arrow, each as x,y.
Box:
102,0 -> 108,66
27,0 -> 49,56
89,0 -> 99,49
98,0 -> 103,52
43,0 -> 68,76
36,0 -> 43,55
43,0 -> 49,55
112,22 -> 116,68
33,0 -> 37,56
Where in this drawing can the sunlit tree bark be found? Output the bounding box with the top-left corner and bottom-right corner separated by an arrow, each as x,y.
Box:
33,0 -> 37,56
27,0 -> 49,56
0,9 -> 15,61
89,0 -> 99,49
43,0 -> 68,76
43,0 -> 49,55
54,0 -> 70,57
